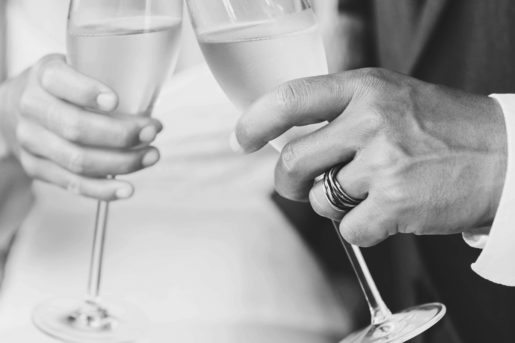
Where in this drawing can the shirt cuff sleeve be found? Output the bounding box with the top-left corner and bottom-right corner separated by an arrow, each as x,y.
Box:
462,226 -> 490,249
469,94 -> 515,286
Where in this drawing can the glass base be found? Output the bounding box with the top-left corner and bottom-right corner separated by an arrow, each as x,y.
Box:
32,297 -> 147,343
340,303 -> 446,343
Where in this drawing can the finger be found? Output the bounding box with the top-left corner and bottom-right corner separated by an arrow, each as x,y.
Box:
309,179 -> 348,222
18,121 -> 160,177
338,197 -> 395,247
333,152 -> 371,200
274,112 -> 376,201
37,54 -> 118,112
19,150 -> 134,201
235,73 -> 360,153
308,156 -> 370,218
19,91 -> 162,148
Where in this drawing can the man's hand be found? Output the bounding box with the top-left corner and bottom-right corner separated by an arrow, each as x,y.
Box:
0,54 -> 163,201
234,68 -> 507,247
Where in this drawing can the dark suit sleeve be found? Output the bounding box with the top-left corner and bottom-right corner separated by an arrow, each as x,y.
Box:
338,0 -> 371,15
320,0 -> 374,71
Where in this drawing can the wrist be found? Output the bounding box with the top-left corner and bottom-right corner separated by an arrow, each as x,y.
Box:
485,151 -> 507,226
483,96 -> 509,225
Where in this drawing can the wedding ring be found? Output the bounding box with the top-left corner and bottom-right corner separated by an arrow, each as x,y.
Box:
323,164 -> 363,213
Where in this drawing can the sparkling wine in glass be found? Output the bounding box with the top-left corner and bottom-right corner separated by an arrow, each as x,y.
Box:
194,0 -> 327,150
32,1 -> 183,342
187,0 -> 446,342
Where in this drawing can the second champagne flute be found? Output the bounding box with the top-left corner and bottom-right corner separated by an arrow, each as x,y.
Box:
187,0 -> 447,342
32,1 -> 183,342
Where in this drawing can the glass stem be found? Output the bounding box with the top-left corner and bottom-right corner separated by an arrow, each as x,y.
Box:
332,221 -> 392,325
87,199 -> 110,303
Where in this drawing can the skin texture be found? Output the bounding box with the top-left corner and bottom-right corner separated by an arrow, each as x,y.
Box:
0,54 -> 163,201
234,68 -> 508,247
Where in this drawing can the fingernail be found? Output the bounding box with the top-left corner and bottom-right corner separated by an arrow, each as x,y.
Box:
229,132 -> 244,153
142,149 -> 160,167
155,121 -> 164,133
139,125 -> 158,143
97,92 -> 117,111
116,186 -> 133,199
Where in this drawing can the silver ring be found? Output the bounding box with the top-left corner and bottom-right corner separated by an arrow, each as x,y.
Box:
323,164 -> 363,213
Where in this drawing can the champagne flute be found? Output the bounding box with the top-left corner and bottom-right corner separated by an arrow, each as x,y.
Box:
186,0 -> 446,342
32,1 -> 183,342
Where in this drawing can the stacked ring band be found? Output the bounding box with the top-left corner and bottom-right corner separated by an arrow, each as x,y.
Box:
323,164 -> 363,213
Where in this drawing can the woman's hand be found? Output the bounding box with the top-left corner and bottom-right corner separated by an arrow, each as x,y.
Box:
233,68 -> 507,247
0,54 -> 163,201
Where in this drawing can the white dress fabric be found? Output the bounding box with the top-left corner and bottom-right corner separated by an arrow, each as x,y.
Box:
0,0 -> 349,341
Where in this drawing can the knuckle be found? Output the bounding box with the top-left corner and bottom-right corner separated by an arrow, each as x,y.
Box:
275,79 -> 310,114
16,123 -> 41,156
66,176 -> 82,195
19,152 -> 37,177
63,126 -> 82,143
368,141 -> 398,170
44,101 -> 59,121
64,126 -> 82,143
384,143 -> 406,167
60,110 -> 83,142
15,123 -> 30,146
349,68 -> 390,98
36,54 -> 65,84
353,108 -> 386,140
40,66 -> 58,88
36,54 -> 65,71
18,92 -> 34,114
366,109 -> 386,132
360,68 -> 389,83
279,142 -> 303,178
66,148 -> 86,174
377,180 -> 410,214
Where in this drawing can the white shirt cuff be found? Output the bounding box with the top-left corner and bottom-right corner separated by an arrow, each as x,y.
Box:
462,226 -> 490,249
468,94 -> 515,286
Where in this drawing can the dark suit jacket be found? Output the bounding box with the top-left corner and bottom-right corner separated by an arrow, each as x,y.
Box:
276,1 -> 515,342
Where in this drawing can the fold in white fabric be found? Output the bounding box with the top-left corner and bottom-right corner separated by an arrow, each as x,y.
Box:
467,94 -> 515,287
